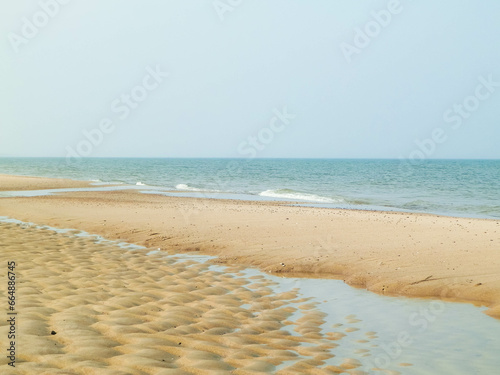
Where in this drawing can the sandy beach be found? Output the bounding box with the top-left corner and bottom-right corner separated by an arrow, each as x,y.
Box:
3,220 -> 370,374
1,174 -> 499,321
0,174 -> 92,192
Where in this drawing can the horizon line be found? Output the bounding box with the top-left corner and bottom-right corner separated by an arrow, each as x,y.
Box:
1,156 -> 499,161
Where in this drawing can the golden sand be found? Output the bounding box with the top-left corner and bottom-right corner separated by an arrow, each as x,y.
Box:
0,174 -> 92,192
0,221 -> 385,374
0,174 -> 499,319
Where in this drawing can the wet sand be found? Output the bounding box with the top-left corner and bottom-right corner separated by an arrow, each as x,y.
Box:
0,221 -> 385,374
0,174 -> 92,192
0,174 -> 499,319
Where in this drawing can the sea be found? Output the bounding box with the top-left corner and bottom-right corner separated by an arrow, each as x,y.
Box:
0,157 -> 499,219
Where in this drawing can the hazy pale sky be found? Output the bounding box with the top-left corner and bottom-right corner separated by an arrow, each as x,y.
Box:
1,0 -> 500,159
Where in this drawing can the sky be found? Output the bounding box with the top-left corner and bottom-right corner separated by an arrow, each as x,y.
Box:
1,0 -> 500,159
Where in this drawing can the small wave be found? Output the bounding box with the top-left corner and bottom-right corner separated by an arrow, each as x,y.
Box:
400,200 -> 432,210
136,182 -> 146,186
175,183 -> 203,191
175,183 -> 220,193
258,189 -> 344,203
347,198 -> 373,205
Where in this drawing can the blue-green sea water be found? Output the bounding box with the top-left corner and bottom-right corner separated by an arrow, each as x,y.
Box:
0,158 -> 498,219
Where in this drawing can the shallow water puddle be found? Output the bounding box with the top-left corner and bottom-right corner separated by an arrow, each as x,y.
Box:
207,265 -> 500,374
0,184 -> 165,198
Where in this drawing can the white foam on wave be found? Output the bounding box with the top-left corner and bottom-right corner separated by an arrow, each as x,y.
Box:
136,181 -> 146,186
258,189 -> 344,203
175,183 -> 202,191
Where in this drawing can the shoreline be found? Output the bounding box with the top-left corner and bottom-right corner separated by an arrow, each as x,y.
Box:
1,174 -> 499,319
0,173 -> 93,191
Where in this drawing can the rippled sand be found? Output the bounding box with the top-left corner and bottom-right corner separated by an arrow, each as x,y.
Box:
0,222 -> 394,374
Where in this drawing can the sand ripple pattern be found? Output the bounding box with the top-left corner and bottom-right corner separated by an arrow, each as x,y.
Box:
0,222 -> 382,374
